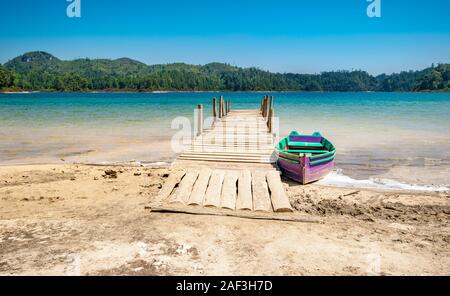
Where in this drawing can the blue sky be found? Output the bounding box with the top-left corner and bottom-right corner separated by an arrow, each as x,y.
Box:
0,0 -> 449,74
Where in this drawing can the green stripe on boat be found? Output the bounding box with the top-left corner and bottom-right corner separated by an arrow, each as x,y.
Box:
309,155 -> 335,166
309,150 -> 336,160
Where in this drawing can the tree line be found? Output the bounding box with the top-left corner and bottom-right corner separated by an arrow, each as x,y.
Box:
1,51 -> 449,92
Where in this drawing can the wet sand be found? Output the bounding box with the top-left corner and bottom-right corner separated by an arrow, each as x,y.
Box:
1,164 -> 449,275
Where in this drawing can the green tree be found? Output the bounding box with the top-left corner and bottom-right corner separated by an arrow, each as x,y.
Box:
0,66 -> 15,89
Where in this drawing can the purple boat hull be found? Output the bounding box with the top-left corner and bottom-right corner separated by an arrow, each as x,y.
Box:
277,156 -> 334,184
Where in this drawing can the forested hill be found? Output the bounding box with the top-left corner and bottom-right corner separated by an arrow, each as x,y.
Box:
0,51 -> 449,92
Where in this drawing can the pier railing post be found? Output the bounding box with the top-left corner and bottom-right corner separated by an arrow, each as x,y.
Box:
197,104 -> 203,136
213,97 -> 217,119
263,95 -> 268,119
267,96 -> 274,131
262,96 -> 266,117
262,96 -> 265,116
268,106 -> 273,133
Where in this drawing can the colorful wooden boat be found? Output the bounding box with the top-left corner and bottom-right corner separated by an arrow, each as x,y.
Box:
276,131 -> 336,184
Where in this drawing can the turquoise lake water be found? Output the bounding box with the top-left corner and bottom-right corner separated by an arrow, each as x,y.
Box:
1,92 -> 449,188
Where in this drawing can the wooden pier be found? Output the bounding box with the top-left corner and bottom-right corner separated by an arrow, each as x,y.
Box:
176,96 -> 276,166
147,96 -> 308,221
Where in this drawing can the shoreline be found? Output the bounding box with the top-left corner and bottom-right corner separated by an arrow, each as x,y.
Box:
0,162 -> 448,195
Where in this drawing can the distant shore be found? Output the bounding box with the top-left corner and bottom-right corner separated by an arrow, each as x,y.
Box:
2,52 -> 449,93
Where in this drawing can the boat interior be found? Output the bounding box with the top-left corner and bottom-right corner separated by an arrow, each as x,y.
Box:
277,131 -> 336,158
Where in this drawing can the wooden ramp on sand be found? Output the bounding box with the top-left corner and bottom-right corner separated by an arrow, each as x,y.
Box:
145,168 -> 320,222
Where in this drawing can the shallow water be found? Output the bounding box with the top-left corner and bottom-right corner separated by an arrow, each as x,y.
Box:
1,92 -> 449,189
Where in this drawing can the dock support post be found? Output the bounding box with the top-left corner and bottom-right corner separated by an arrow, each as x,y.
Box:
197,104 -> 203,136
212,98 -> 217,119
266,96 -> 269,118
261,96 -> 265,116
262,96 -> 266,117
222,96 -> 225,117
268,106 -> 273,133
263,95 -> 268,119
267,96 -> 274,131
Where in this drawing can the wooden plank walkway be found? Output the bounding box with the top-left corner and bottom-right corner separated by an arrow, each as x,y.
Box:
176,109 -> 276,164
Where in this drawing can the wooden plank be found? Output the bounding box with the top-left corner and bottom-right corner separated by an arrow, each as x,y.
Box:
191,142 -> 273,146
193,138 -> 273,142
178,157 -> 275,163
266,171 -> 293,213
154,170 -> 186,204
178,156 -> 275,164
169,170 -> 199,205
236,170 -> 252,210
188,147 -> 274,152
187,168 -> 212,205
180,153 -> 274,159
213,124 -> 267,126
252,170 -> 273,212
190,143 -> 274,147
147,205 -> 321,223
203,170 -> 225,207
220,170 -> 239,210
205,131 -> 272,134
184,152 -> 274,156
186,148 -> 273,152
196,142 -> 273,146
194,135 -> 272,139
188,147 -> 273,151
193,137 -> 271,141
179,153 -> 274,159
203,123 -> 268,126
197,134 -> 273,138
186,148 -> 274,153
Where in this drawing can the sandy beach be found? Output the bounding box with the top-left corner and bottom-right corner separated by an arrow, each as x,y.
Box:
2,0 -> 450,282
1,163 -> 449,275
